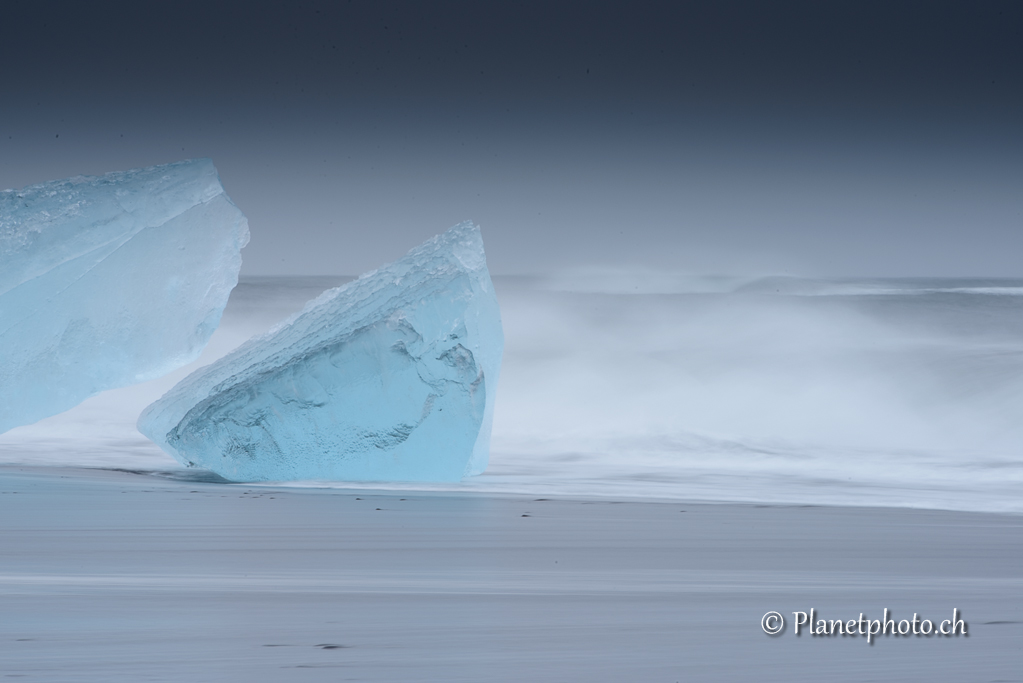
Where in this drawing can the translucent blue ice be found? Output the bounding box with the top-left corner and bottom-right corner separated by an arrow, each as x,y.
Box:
0,159 -> 249,434
138,222 -> 504,482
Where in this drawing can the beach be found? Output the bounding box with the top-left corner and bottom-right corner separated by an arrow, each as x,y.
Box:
2,465 -> 1020,681
3,276 -> 1023,680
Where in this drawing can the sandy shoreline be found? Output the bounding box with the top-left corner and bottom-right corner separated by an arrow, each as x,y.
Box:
2,466 -> 1021,681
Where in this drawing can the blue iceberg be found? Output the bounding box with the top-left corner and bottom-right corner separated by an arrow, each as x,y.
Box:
0,159 -> 249,434
138,222 -> 503,482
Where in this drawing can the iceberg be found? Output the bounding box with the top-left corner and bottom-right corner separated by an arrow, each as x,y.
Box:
0,159 -> 249,434
138,222 -> 503,483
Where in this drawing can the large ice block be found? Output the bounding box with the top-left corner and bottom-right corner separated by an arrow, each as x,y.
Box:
0,159 -> 249,434
138,222 -> 503,482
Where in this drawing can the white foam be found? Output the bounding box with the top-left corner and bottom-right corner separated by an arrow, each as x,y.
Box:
3,275 -> 1023,512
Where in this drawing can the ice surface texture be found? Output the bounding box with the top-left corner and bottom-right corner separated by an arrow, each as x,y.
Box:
138,222 -> 503,482
0,159 -> 249,434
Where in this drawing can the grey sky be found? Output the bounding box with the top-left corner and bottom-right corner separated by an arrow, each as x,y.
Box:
2,1 -> 1020,277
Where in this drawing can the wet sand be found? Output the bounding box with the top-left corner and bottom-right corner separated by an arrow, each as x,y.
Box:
1,466 -> 1021,682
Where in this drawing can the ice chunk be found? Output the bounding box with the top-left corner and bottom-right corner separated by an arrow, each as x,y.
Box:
0,159 -> 249,434
138,222 -> 503,482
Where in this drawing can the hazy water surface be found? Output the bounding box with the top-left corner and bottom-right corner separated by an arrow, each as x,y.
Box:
2,275 -> 1021,512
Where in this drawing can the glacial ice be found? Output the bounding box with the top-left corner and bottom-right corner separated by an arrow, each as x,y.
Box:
0,159 -> 249,434
138,222 -> 503,482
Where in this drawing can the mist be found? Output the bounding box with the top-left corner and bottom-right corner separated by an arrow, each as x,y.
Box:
5,272 -> 1021,512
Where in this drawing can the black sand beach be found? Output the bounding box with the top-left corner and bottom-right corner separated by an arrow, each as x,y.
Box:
2,466 -> 1020,682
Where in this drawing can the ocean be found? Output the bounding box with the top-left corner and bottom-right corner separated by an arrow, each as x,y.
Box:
3,274 -> 1022,513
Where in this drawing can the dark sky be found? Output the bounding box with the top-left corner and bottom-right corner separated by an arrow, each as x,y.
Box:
2,1 -> 1020,277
